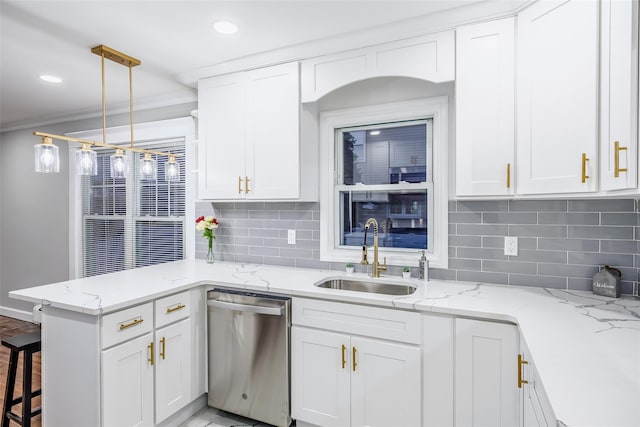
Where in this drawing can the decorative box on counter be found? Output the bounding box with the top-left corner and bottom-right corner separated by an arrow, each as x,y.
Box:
592,266 -> 622,298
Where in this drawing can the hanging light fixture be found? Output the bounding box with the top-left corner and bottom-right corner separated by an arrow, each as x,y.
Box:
110,149 -> 127,179
33,45 -> 180,178
164,155 -> 180,182
34,137 -> 60,173
75,143 -> 98,176
140,153 -> 157,180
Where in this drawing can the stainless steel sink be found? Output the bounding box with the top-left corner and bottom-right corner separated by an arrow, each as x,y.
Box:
315,278 -> 416,295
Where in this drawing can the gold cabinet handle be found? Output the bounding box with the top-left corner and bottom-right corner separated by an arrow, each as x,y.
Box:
166,303 -> 186,314
506,163 -> 511,189
160,337 -> 166,360
245,176 -> 250,194
581,153 -> 590,183
119,318 -> 143,331
352,346 -> 357,372
148,341 -> 154,366
614,141 -> 628,177
518,354 -> 529,388
341,344 -> 347,369
238,176 -> 243,194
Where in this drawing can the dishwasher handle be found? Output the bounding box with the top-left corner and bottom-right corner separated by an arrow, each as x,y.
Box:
207,299 -> 284,316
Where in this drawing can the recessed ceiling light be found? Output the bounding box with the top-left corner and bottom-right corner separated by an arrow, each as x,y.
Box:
40,75 -> 62,83
213,20 -> 238,35
369,130 -> 381,136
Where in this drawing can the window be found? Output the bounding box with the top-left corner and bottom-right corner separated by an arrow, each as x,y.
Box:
68,117 -> 196,279
320,98 -> 448,268
81,141 -> 186,277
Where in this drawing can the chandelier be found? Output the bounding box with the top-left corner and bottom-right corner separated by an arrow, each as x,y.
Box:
33,45 -> 180,182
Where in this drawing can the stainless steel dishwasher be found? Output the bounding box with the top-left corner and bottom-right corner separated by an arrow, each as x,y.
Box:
207,288 -> 291,427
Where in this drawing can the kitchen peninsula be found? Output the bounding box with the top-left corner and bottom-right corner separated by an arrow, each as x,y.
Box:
10,260 -> 640,427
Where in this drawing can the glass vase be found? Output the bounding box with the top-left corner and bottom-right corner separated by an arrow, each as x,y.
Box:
206,237 -> 215,264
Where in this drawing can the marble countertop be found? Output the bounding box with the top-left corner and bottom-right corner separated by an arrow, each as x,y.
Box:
10,259 -> 640,427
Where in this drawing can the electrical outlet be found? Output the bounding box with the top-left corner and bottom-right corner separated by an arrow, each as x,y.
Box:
504,236 -> 518,256
288,229 -> 296,245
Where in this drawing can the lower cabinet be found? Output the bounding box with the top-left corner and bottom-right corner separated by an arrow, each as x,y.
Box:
455,318 -> 520,427
423,314 -> 522,427
155,318 -> 191,423
100,289 -> 203,427
291,326 -> 421,427
520,337 -> 556,427
291,297 -> 422,427
102,333 -> 155,427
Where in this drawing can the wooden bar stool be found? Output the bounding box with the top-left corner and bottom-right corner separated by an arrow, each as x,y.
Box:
2,331 -> 41,427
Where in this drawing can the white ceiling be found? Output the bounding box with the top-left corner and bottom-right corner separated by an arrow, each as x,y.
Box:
0,0 -> 496,132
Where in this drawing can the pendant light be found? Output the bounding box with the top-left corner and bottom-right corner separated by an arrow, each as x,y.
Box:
34,137 -> 60,173
110,149 -> 127,179
164,155 -> 180,182
33,45 -> 180,178
140,153 -> 157,180
75,143 -> 98,176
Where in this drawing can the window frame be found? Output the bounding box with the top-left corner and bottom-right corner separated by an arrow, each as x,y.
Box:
319,98 -> 448,268
67,117 -> 196,279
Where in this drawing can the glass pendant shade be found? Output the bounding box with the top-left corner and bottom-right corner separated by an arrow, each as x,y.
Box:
34,138 -> 60,173
140,153 -> 157,180
76,144 -> 98,176
110,149 -> 127,179
164,156 -> 180,182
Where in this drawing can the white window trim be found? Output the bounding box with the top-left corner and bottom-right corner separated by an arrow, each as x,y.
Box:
66,117 -> 196,280
319,97 -> 448,269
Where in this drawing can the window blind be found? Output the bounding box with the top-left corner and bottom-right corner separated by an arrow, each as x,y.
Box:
80,139 -> 186,277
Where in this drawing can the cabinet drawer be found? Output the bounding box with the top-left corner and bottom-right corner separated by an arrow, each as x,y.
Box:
292,297 -> 421,344
155,291 -> 191,328
101,302 -> 153,349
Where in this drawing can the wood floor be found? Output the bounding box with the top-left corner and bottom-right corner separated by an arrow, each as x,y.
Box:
0,316 -> 41,427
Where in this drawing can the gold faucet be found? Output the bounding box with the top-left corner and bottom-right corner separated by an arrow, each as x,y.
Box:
361,218 -> 387,278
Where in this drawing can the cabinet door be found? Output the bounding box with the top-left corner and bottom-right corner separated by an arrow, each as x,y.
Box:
198,73 -> 247,199
155,319 -> 191,423
456,17 -> 515,196
520,338 -> 556,427
246,62 -> 300,199
102,333 -> 154,427
455,319 -> 519,427
291,326 -> 350,427
350,336 -> 421,427
600,0 -> 638,191
517,0 -> 598,194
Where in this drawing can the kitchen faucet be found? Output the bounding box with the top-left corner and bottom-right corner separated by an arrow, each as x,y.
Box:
360,218 -> 387,278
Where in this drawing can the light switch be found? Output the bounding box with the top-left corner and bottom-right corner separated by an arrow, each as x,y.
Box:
288,229 -> 296,245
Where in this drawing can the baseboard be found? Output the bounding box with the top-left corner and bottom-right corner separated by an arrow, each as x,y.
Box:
158,393 -> 208,427
0,305 -> 33,322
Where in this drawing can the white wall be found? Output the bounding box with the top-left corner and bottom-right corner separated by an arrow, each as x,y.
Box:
0,102 -> 196,317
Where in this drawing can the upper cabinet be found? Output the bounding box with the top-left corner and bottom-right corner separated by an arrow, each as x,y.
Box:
301,31 -> 455,102
198,62 -> 317,201
600,0 -> 639,191
516,0 -> 599,195
456,17 -> 515,197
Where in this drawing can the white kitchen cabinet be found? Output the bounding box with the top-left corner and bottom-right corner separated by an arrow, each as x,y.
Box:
291,298 -> 421,427
291,326 -> 421,427
102,333 -> 154,427
100,289 -> 203,427
456,17 -> 515,197
455,318 -> 520,427
600,0 -> 639,191
519,336 -> 557,427
155,318 -> 191,423
301,31 -> 454,102
516,0 -> 599,195
198,62 -> 311,200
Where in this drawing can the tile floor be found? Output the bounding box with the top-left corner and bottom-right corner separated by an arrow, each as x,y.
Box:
180,407 -> 275,427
